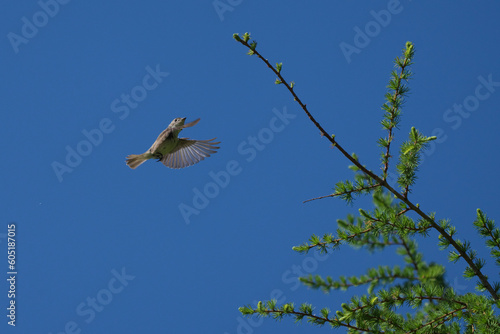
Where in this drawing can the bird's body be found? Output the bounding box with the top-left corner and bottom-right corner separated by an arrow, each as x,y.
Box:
126,117 -> 220,169
149,127 -> 181,156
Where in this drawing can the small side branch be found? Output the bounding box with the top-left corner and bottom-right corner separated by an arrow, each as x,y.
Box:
303,183 -> 382,203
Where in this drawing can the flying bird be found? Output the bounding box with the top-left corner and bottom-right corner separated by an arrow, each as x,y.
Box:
126,118 -> 220,169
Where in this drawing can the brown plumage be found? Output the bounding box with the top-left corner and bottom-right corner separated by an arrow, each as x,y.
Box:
126,118 -> 220,169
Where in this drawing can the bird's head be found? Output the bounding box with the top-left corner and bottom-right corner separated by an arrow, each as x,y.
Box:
169,117 -> 187,129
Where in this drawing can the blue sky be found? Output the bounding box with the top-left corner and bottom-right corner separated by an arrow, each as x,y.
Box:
1,1 -> 500,333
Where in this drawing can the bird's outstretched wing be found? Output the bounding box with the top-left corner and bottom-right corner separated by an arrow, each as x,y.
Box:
182,118 -> 200,128
160,138 -> 220,169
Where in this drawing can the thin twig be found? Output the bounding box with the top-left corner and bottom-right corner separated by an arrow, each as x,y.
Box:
261,310 -> 373,332
383,60 -> 408,181
400,236 -> 419,271
410,306 -> 467,333
303,183 -> 382,203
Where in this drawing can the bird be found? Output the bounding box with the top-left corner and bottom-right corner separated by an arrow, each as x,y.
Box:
125,117 -> 220,169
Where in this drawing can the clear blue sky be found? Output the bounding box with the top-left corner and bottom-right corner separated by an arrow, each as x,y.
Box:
2,1 -> 500,333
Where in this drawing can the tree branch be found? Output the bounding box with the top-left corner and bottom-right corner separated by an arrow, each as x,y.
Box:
234,36 -> 498,300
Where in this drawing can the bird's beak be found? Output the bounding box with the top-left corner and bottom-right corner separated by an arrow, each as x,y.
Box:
182,117 -> 186,121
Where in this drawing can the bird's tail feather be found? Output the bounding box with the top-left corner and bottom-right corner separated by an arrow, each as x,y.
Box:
126,153 -> 149,169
